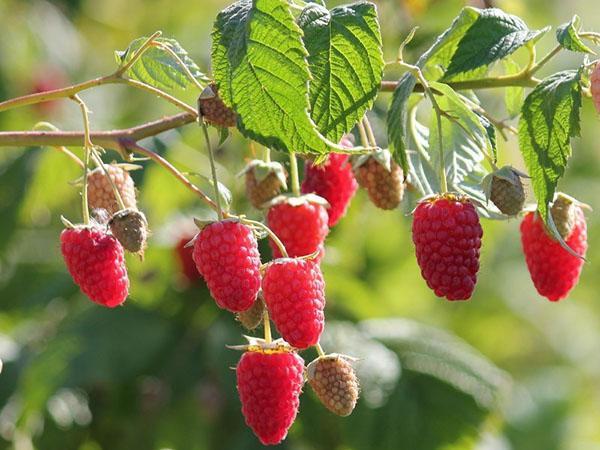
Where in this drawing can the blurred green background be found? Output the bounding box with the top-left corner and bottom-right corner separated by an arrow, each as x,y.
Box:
0,0 -> 599,449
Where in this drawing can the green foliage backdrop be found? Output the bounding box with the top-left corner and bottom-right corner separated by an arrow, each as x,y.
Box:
0,0 -> 599,449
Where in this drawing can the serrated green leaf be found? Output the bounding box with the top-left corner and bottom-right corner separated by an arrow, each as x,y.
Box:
556,15 -> 595,54
299,2 -> 384,142
503,58 -> 524,118
442,8 -> 547,80
429,82 -> 491,186
518,70 -> 582,227
387,73 -> 417,173
212,0 -> 329,155
116,37 -> 208,90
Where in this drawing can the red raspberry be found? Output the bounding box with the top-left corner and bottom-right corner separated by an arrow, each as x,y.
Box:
520,204 -> 587,302
236,349 -> 304,445
301,148 -> 358,227
192,220 -> 261,312
60,226 -> 129,307
412,195 -> 483,301
87,164 -> 137,215
262,259 -> 325,349
591,63 -> 600,114
267,196 -> 329,259
175,233 -> 200,284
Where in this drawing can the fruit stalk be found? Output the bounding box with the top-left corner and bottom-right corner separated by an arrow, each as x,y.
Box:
201,122 -> 224,220
289,152 -> 301,197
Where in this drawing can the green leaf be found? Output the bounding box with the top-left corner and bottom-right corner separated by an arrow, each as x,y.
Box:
387,73 -> 417,173
503,58 -> 524,118
299,2 -> 384,142
519,70 -> 582,228
556,15 -> 595,54
442,8 -> 547,80
429,81 -> 492,186
212,0 -> 330,155
116,37 -> 209,90
475,111 -> 497,162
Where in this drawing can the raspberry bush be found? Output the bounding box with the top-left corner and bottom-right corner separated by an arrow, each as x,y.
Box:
0,0 -> 599,447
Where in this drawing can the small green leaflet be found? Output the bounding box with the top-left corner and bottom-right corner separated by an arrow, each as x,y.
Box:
387,73 -> 417,173
299,2 -> 384,142
442,8 -> 547,81
212,0 -> 329,155
116,37 -> 208,89
556,15 -> 595,54
518,70 -> 582,230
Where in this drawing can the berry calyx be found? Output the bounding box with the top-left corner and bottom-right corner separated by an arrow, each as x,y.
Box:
109,208 -> 148,254
60,224 -> 129,307
87,164 -> 137,215
306,354 -> 359,417
192,219 -> 261,312
484,166 -> 527,216
241,160 -> 287,209
301,139 -> 358,226
412,194 -> 483,301
266,195 -> 329,259
198,83 -> 237,128
261,258 -> 325,349
354,149 -> 404,210
235,345 -> 304,445
520,194 -> 587,301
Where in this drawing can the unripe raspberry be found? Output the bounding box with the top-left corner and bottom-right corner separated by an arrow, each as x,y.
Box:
262,258 -> 325,349
242,160 -> 287,209
192,220 -> 261,312
236,349 -> 304,445
301,139 -> 358,226
61,225 -> 129,307
412,195 -> 483,301
354,151 -> 404,210
306,354 -> 359,416
87,164 -> 137,215
486,166 -> 526,216
520,194 -> 587,301
109,208 -> 148,254
236,295 -> 266,330
198,83 -> 237,128
591,62 -> 600,114
266,195 -> 329,259
174,233 -> 201,284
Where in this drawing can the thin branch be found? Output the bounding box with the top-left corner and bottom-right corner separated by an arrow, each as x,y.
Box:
380,75 -> 539,93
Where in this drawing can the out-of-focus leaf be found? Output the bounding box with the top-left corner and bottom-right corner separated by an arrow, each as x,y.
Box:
504,59 -> 524,118
387,73 -> 418,172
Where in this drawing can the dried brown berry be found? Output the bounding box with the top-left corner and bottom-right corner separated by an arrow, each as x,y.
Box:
198,83 -> 237,128
354,151 -> 404,210
236,295 -> 266,330
306,354 -> 359,417
550,194 -> 577,240
87,164 -> 137,215
109,208 -> 148,254
241,160 -> 287,209
487,166 -> 526,216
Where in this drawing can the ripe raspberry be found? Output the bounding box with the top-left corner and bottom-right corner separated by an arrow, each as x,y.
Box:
192,219 -> 261,312
262,258 -> 325,349
412,195 -> 483,301
487,166 -> 526,216
267,196 -> 329,259
520,197 -> 587,301
236,295 -> 265,330
242,160 -> 287,209
175,233 -> 201,284
236,349 -> 304,445
61,225 -> 129,307
301,143 -> 358,227
591,63 -> 600,114
354,152 -> 404,210
87,164 -> 137,215
306,354 -> 359,417
198,83 -> 237,128
109,208 -> 148,254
